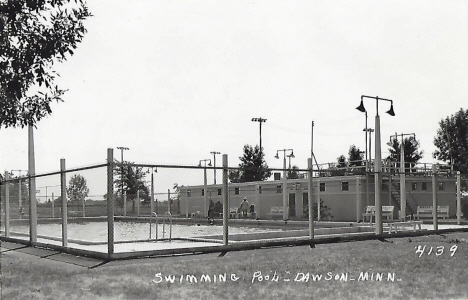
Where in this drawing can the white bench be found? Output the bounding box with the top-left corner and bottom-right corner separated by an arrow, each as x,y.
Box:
362,206 -> 394,223
267,206 -> 286,219
387,221 -> 423,233
190,211 -> 203,219
415,206 -> 449,220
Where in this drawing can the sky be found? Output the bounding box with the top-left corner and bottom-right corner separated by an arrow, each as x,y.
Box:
1,0 -> 468,200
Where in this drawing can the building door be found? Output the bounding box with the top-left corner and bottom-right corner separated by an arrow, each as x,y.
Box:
289,193 -> 296,217
302,193 -> 308,217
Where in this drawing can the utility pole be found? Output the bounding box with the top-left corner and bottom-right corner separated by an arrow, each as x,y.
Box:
252,117 -> 267,154
210,151 -> 221,185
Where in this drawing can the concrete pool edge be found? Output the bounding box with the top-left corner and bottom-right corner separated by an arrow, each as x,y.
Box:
3,227 -> 468,261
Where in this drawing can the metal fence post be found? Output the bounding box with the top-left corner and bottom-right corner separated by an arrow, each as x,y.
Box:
52,192 -> 55,218
28,125 -> 37,243
60,158 -> 68,247
222,154 -> 229,245
123,191 -> 127,216
457,171 -> 461,225
4,171 -> 10,237
137,190 -> 140,216
168,189 -> 171,213
432,164 -> 438,230
107,148 -> 115,257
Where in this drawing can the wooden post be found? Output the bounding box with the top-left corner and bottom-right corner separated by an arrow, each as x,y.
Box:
4,171 -> 10,237
28,125 -> 37,243
60,159 -> 68,247
432,164 -> 438,230
222,154 -> 229,245
107,149 -> 114,257
457,171 -> 461,225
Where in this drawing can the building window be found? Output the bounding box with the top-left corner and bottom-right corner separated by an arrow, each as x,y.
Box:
276,185 -> 282,193
341,181 -> 349,191
422,182 -> 427,190
235,187 -> 239,195
187,190 -> 191,197
320,182 -> 326,192
438,182 -> 444,191
218,188 -> 222,195
412,182 -> 417,191
201,189 -> 205,196
258,186 -> 262,194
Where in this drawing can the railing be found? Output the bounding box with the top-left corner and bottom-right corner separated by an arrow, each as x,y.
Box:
163,212 -> 172,241
313,159 -> 452,177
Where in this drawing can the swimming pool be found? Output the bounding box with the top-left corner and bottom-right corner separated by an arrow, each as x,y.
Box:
8,221 -> 283,243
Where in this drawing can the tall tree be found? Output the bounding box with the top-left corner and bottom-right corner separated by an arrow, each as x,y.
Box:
387,136 -> 423,170
113,161 -> 150,210
67,174 -> 89,210
336,155 -> 347,168
229,144 -> 271,183
287,165 -> 300,179
348,145 -> 365,167
1,0 -> 91,128
433,108 -> 468,173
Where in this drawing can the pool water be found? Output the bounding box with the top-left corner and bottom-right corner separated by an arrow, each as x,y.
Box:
9,222 -> 281,243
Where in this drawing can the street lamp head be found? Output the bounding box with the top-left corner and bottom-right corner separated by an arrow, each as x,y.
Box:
356,99 -> 366,113
386,141 -> 394,147
208,161 -> 212,167
386,103 -> 395,116
288,151 -> 295,158
274,152 -> 279,159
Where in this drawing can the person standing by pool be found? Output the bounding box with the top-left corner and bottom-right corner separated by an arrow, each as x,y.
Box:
240,197 -> 249,218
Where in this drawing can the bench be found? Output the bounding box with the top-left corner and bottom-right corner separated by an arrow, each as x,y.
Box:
362,206 -> 394,223
229,207 -> 240,219
387,221 -> 423,233
267,206 -> 286,220
415,206 -> 450,220
190,211 -> 203,219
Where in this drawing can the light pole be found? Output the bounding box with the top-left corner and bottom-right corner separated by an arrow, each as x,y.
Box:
199,159 -> 212,217
22,101 -> 38,242
356,95 -> 395,234
275,149 -> 294,221
362,129 -> 373,207
117,146 -> 129,214
210,151 -> 220,185
252,117 -> 267,154
387,133 -> 416,220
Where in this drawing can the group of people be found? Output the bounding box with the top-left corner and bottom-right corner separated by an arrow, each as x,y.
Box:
239,197 -> 255,219
207,197 -> 256,220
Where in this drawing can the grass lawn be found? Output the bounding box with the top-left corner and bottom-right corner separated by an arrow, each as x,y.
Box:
2,232 -> 468,299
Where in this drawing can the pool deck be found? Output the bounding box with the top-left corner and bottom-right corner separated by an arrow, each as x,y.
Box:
3,221 -> 468,260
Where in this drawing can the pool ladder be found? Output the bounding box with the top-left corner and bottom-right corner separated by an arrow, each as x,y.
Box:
149,212 -> 158,240
149,212 -> 173,241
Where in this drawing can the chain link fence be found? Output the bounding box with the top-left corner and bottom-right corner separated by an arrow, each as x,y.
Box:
1,152 -> 467,259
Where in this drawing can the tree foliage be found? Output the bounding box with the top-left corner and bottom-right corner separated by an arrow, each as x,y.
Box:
113,161 -> 150,208
0,0 -> 91,128
229,144 -> 271,183
287,165 -> 300,179
67,174 -> 89,202
433,108 -> 468,173
387,136 -> 423,169
348,145 -> 364,167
